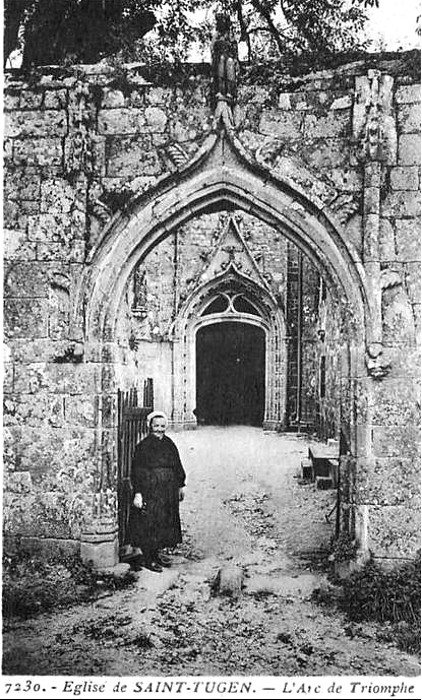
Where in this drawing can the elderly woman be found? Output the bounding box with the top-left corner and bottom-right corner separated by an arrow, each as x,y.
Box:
129,411 -> 186,572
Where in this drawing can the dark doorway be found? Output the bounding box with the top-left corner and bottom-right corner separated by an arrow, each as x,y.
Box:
196,322 -> 265,426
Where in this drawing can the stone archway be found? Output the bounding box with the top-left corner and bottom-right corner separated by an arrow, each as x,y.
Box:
72,127 -> 376,560
171,266 -> 286,430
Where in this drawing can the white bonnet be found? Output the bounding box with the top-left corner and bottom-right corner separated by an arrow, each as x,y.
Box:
147,410 -> 168,428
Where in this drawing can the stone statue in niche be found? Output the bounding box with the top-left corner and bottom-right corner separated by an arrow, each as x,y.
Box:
65,81 -> 94,177
381,269 -> 415,345
132,267 -> 148,315
211,13 -> 238,105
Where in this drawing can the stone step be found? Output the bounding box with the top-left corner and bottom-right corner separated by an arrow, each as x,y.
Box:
315,476 -> 333,490
301,458 -> 314,481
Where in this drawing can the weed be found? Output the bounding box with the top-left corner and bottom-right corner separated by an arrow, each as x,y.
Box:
320,551 -> 421,655
2,551 -> 135,621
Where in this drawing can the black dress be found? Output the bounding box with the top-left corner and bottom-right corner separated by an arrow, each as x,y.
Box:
128,434 -> 186,555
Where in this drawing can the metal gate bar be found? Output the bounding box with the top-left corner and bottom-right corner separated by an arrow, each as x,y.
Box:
117,381 -> 153,549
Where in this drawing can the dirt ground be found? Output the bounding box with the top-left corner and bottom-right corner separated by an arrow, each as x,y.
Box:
2,427 -> 421,678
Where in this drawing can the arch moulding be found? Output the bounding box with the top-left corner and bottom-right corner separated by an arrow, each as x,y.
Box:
170,264 -> 287,430
72,127 -> 374,367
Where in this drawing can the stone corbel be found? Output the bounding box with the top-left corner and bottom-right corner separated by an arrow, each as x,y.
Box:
365,342 -> 392,380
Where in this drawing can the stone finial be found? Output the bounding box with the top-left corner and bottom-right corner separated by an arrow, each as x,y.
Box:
211,12 -> 239,129
65,80 -> 95,177
212,13 -> 238,104
354,70 -> 396,164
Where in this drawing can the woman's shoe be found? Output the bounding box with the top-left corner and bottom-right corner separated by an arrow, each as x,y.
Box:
156,555 -> 171,568
144,560 -> 163,573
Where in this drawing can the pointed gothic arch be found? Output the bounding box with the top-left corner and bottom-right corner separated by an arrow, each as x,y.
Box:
68,123 -> 381,561
171,263 -> 287,429
72,129 -> 374,361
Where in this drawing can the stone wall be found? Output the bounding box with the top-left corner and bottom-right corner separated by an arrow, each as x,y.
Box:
3,52 -> 420,564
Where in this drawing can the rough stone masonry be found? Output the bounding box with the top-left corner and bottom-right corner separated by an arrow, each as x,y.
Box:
3,49 -> 420,569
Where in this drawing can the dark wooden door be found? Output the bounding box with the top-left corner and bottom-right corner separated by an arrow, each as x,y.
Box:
196,322 -> 265,426
117,380 -> 153,549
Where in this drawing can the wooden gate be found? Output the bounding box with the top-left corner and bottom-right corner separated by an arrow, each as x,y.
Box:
117,379 -> 153,550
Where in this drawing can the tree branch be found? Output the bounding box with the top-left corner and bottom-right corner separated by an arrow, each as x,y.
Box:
235,0 -> 252,60
249,0 -> 285,54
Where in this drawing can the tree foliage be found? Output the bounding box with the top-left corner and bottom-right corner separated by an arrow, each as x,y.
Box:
4,0 -> 385,68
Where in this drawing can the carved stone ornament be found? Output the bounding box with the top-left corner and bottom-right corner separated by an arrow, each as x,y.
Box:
211,13 -> 238,105
132,267 -> 148,316
211,12 -> 239,130
365,342 -> 392,380
65,81 -> 95,176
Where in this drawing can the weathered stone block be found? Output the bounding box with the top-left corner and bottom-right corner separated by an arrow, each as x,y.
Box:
6,393 -> 61,428
100,394 -> 117,428
19,90 -> 44,109
145,87 -> 169,106
46,363 -> 100,394
259,111 -> 303,140
379,218 -> 395,261
366,504 -> 421,558
13,362 -> 99,396
3,362 -> 14,392
144,106 -> 167,132
404,262 -> 421,303
363,186 -> 380,215
330,95 -> 353,110
381,190 -> 420,218
101,364 -> 117,393
390,165 -> 419,191
27,213 -> 72,243
98,108 -> 146,135
398,134 -> 421,165
5,110 -> 67,138
6,470 -> 33,493
382,276 -> 416,344
106,135 -> 161,178
372,425 -> 420,458
4,262 -> 50,298
303,138 -> 349,171
80,537 -> 119,569
303,111 -> 350,139
37,240 -> 85,263
395,84 -> 421,105
43,89 -> 68,110
371,379 -> 419,427
4,298 -> 49,338
355,457 -> 420,506
3,229 -> 37,261
40,179 -> 75,214
278,93 -> 291,109
397,103 -> 420,134
4,200 -> 38,230
4,168 -> 41,201
20,536 -> 79,559
101,88 -> 125,108
380,344 -> 420,379
4,91 -> 21,111
394,219 -> 421,261
13,138 -> 63,168
64,395 -> 99,428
